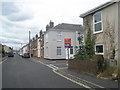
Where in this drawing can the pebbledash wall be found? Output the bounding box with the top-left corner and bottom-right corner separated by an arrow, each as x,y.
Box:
80,1 -> 119,65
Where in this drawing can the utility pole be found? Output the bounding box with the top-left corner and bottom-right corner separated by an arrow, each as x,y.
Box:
29,31 -> 31,58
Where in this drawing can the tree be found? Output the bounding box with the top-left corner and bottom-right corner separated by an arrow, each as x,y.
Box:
85,20 -> 94,56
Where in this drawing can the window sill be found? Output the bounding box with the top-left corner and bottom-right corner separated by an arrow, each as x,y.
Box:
95,53 -> 104,55
57,40 -> 62,42
93,30 -> 103,34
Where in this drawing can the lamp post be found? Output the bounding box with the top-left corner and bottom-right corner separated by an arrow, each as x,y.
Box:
29,31 -> 31,58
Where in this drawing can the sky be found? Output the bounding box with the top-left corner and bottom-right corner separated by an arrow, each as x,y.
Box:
0,0 -> 111,50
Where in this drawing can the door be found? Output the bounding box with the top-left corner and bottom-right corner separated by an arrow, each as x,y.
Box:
69,46 -> 74,59
65,46 -> 74,59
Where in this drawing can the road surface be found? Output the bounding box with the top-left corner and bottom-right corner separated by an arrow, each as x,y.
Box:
2,54 -> 83,88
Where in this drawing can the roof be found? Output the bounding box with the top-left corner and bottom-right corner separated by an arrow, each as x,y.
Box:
53,23 -> 83,32
80,0 -> 118,18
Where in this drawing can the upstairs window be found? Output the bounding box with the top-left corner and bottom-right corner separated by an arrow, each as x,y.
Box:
93,12 -> 103,33
46,34 -> 48,42
57,32 -> 62,41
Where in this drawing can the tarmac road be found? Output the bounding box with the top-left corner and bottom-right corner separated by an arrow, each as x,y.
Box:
2,54 -> 83,88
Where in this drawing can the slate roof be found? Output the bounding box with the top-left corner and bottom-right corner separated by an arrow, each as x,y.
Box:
80,0 -> 118,18
53,23 -> 83,32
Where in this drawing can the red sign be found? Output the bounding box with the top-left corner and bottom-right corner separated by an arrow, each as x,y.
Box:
64,39 -> 71,48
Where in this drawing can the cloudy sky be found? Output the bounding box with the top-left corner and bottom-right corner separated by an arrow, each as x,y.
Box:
0,0 -> 111,50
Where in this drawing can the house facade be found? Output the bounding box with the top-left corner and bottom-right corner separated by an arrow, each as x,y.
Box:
80,1 -> 120,65
31,37 -> 37,57
0,44 -> 2,61
39,31 -> 44,58
22,44 -> 29,54
44,22 -> 83,59
3,45 -> 9,54
30,31 -> 45,58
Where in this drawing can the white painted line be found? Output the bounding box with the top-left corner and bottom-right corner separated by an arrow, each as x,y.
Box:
0,59 -> 7,64
46,64 -> 56,70
53,69 -> 91,89
37,59 -> 103,89
49,64 -> 59,69
59,67 -> 68,69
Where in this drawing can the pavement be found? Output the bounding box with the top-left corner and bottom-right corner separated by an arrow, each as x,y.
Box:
30,57 -> 119,89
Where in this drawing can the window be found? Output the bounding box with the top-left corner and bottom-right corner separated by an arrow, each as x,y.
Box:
57,47 -> 61,56
70,46 -> 73,54
46,34 -> 48,42
95,44 -> 104,54
93,12 -> 103,33
57,32 -> 61,41
46,47 -> 48,56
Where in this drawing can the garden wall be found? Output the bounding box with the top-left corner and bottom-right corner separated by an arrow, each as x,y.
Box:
68,60 -> 98,75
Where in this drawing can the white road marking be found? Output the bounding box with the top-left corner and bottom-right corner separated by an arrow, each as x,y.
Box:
49,64 -> 59,69
0,59 -> 7,64
36,60 -> 104,89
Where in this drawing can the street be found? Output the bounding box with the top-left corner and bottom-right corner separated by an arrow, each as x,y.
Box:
2,54 -> 83,88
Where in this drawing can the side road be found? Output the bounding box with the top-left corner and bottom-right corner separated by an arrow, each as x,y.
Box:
30,57 -> 119,89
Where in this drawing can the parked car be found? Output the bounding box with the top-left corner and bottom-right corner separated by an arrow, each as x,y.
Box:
8,52 -> 14,57
23,53 -> 30,58
19,53 -> 23,56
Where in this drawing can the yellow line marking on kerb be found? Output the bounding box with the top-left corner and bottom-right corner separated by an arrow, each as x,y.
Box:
62,71 -> 105,88
53,69 -> 91,89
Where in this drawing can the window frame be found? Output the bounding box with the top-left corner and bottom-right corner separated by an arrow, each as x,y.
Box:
70,46 -> 73,54
56,31 -> 62,41
93,12 -> 103,34
46,33 -> 48,43
57,47 -> 62,56
95,44 -> 104,55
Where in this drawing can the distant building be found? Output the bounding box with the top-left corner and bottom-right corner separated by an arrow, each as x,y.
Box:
37,30 -> 45,58
0,44 -> 2,61
22,44 -> 29,54
44,22 -> 83,59
3,45 -> 9,54
31,37 -> 37,57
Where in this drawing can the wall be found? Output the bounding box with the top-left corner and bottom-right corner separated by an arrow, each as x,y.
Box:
37,38 -> 41,57
83,3 -> 118,61
44,29 -> 80,59
118,2 -> 120,73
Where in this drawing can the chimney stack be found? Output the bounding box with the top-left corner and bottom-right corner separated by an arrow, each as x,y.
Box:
46,20 -> 54,31
49,20 -> 54,28
46,24 -> 49,31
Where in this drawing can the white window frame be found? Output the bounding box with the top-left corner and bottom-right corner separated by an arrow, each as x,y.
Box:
56,31 -> 62,41
46,33 -> 48,43
95,44 -> 104,55
93,12 -> 103,34
46,47 -> 48,56
70,46 -> 73,55
57,47 -> 61,56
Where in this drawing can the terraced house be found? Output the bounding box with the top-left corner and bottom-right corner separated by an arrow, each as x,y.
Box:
44,21 -> 83,59
80,0 -> 120,66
